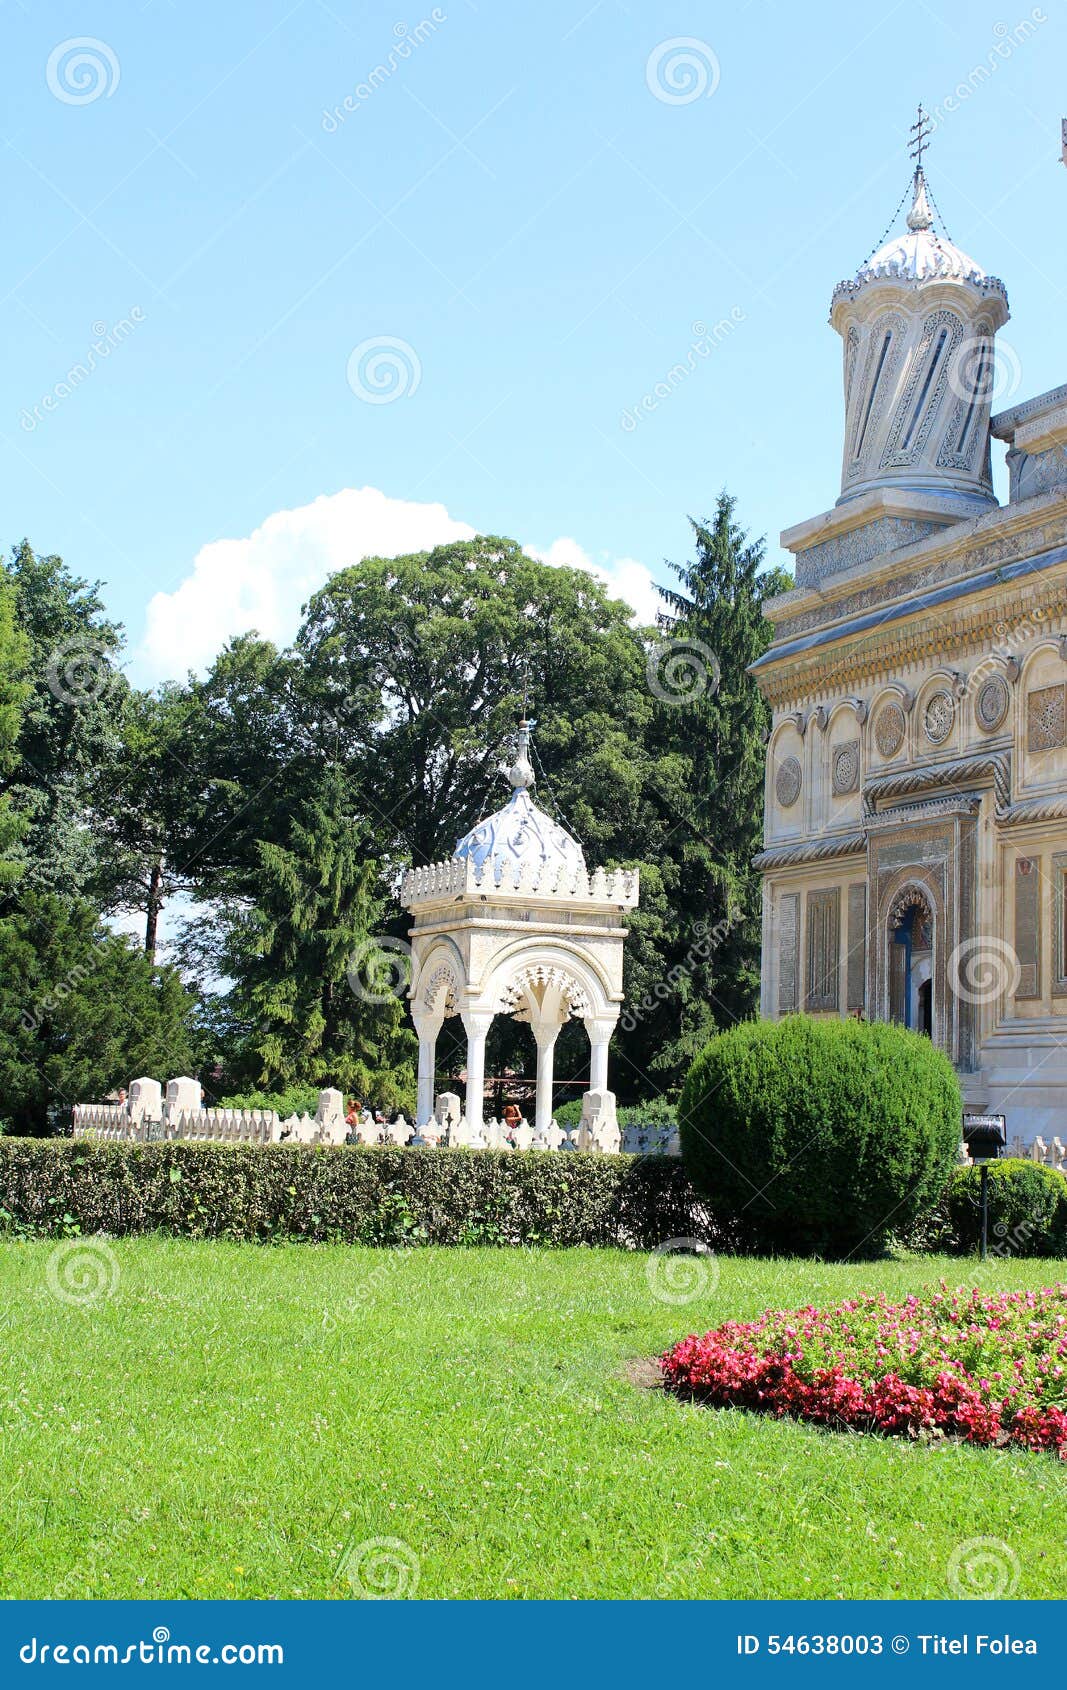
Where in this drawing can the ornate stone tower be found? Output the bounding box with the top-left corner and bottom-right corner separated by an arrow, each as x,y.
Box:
784,112 -> 1010,591
833,171 -> 1010,513
752,115 -> 1067,1150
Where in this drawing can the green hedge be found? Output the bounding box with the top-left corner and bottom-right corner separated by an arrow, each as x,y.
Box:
945,1159 -> 1067,1257
0,1139 -> 710,1249
679,1015 -> 962,1257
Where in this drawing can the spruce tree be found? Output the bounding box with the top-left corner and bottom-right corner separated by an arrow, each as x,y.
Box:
648,494 -> 791,1073
226,765 -> 415,1109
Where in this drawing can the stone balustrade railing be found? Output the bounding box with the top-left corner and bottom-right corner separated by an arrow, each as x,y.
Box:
72,1077 -> 681,1157
402,857 -> 640,907
1018,1134 -> 1067,1171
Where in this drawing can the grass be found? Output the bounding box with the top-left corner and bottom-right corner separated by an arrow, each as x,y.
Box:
0,1238 -> 1065,1600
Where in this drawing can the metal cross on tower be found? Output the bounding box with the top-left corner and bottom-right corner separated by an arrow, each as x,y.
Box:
909,103 -> 932,171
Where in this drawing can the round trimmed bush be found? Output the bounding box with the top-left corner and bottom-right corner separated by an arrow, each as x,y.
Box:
946,1159 -> 1067,1257
679,1014 -> 962,1257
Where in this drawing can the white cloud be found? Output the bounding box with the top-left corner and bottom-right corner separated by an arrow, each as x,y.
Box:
525,536 -> 662,627
136,486 -> 660,683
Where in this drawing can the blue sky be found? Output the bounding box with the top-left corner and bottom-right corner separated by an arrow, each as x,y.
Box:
3,0 -> 1063,682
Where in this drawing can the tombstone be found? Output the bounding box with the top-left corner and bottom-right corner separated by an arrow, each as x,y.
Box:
545,1119 -> 566,1152
128,1077 -> 162,1125
166,1076 -> 202,1122
578,1088 -> 620,1154
513,1122 -> 535,1152
448,1115 -> 471,1148
384,1116 -> 411,1147
316,1087 -> 345,1129
434,1091 -> 461,1130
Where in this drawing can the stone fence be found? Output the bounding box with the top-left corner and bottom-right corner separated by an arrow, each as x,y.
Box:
1012,1134 -> 1067,1170
401,856 -> 640,905
72,1078 -> 681,1157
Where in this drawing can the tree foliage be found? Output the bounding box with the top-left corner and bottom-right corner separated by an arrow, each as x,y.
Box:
0,512 -> 789,1124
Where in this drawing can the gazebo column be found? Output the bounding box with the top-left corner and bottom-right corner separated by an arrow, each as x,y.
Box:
532,1020 -> 563,1137
461,1009 -> 493,1132
584,1013 -> 618,1094
413,1010 -> 444,1128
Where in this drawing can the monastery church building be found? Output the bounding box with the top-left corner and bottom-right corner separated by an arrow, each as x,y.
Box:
753,122 -> 1067,1146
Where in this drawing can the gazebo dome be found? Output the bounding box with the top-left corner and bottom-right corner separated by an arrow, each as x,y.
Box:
452,720 -> 586,884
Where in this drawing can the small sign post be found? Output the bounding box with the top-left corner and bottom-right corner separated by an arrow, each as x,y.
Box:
962,1112 -> 1007,1261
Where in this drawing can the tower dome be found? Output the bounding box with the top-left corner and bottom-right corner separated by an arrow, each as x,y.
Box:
452,720 -> 587,886
828,125 -> 1009,515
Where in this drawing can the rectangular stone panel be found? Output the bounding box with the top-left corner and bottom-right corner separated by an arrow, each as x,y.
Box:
1014,855 -> 1041,999
777,892 -> 799,1015
846,883 -> 866,1013
877,835 -> 950,872
805,888 -> 840,1013
1054,852 -> 1067,996
1027,684 -> 1066,752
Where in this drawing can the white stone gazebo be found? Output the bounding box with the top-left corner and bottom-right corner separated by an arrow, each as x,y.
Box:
401,721 -> 639,1139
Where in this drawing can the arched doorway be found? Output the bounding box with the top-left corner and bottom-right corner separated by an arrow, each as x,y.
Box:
889,890 -> 934,1034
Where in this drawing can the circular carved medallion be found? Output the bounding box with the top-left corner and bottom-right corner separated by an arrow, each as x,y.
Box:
975,673 -> 1010,733
832,740 -> 860,795
923,689 -> 955,745
874,701 -> 906,758
775,756 -> 802,808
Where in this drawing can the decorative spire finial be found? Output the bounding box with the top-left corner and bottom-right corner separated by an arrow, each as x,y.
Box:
507,717 -> 536,791
906,104 -> 934,231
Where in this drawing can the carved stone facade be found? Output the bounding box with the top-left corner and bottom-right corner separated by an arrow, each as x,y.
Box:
753,153 -> 1067,1146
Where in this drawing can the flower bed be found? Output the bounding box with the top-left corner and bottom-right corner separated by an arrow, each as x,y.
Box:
661,1285 -> 1067,1458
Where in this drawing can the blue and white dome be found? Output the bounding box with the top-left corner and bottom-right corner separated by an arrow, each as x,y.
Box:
452,721 -> 586,885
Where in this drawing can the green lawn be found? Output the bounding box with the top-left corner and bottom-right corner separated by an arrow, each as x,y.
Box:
1,1238 -> 1065,1600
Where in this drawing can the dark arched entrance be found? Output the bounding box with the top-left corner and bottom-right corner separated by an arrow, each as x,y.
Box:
889,890 -> 934,1034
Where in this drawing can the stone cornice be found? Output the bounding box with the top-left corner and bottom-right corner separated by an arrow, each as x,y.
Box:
865,794 -> 982,829
752,833 -> 865,871
863,752 -> 1011,818
1000,795 -> 1067,827
992,384 -> 1067,439
763,492 -> 1067,637
754,563 -> 1067,707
